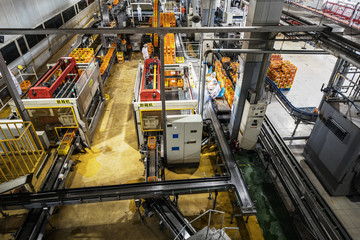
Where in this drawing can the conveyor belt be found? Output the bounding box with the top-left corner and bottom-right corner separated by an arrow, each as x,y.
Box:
258,116 -> 352,240
150,197 -> 196,239
205,104 -> 255,214
0,177 -> 230,210
265,77 -> 318,122
14,141 -> 76,240
0,106 -> 255,215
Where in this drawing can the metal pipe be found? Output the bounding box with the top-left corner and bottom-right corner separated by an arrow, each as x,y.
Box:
317,41 -> 360,70
202,37 -> 316,42
319,58 -> 344,109
283,136 -> 310,141
207,0 -> 213,27
98,0 -> 103,21
199,60 -> 207,116
159,34 -> 167,163
204,49 -> 329,55
0,25 -> 328,35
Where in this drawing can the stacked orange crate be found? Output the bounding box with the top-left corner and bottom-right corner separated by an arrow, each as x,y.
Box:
221,57 -> 230,63
99,43 -> 116,75
267,54 -> 297,90
214,60 -> 236,107
69,48 -> 95,63
230,62 -> 239,82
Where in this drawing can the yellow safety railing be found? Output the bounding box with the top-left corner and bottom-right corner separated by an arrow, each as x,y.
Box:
0,121 -> 45,184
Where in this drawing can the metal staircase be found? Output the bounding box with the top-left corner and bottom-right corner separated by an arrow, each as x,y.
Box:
174,209 -> 239,240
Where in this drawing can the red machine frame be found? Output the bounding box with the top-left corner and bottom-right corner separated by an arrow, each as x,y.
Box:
29,57 -> 79,99
140,58 -> 161,102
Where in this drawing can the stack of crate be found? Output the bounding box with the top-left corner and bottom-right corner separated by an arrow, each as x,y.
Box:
147,43 -> 154,56
159,12 -> 176,27
165,70 -> 184,88
215,60 -> 226,88
69,48 -> 94,63
99,43 -> 116,75
214,60 -> 235,107
221,57 -> 230,63
267,55 -> 297,90
164,33 -> 175,64
57,128 -> 77,156
116,52 -> 124,63
230,62 -> 239,82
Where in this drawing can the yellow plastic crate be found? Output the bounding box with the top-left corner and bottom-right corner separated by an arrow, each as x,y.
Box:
58,142 -> 70,156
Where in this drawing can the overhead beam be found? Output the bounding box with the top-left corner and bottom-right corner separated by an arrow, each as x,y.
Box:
0,26 -> 328,35
0,178 -> 232,211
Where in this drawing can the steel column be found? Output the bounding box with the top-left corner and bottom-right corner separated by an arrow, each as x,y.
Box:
159,34 -> 167,162
0,53 -> 30,121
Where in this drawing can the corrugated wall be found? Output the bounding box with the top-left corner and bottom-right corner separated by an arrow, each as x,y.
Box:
0,0 -> 98,72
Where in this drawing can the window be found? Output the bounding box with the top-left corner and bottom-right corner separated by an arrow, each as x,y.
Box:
63,6 -> 76,23
0,41 -> 20,64
78,0 -> 88,11
44,14 -> 63,29
17,37 -> 29,55
25,25 -> 46,49
88,0 -> 95,4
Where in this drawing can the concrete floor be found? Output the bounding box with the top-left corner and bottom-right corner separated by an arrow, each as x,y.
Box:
267,40 -> 360,239
40,53 -> 263,240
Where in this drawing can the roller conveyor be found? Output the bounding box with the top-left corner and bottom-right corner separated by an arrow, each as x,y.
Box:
265,77 -> 318,122
149,197 -> 196,239
0,177 -> 231,210
14,138 -> 78,240
258,116 -> 352,240
0,103 -> 256,215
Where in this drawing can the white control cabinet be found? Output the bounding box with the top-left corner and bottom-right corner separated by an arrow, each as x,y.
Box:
238,100 -> 267,150
166,115 -> 203,165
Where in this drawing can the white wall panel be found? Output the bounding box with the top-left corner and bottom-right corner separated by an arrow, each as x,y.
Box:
12,0 -> 42,28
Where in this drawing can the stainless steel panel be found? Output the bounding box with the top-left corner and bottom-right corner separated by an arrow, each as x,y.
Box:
77,61 -> 100,115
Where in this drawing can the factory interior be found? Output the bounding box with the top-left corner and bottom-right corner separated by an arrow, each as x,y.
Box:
0,0 -> 360,239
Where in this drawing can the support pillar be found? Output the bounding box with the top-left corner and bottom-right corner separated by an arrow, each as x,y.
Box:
229,0 -> 284,142
201,0 -> 216,27
0,53 -> 30,121
160,34 -> 167,163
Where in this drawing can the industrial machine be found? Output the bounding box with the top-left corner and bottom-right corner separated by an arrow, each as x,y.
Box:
166,114 -> 202,164
144,136 -> 160,182
102,0 -> 130,28
304,101 -> 360,196
238,91 -> 267,150
133,60 -> 199,146
10,58 -> 105,147
28,58 -> 79,99
140,58 -> 161,101
304,60 -> 360,196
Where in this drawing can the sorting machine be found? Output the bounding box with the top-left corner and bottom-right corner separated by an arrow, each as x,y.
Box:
133,59 -> 199,148
10,58 -> 105,147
